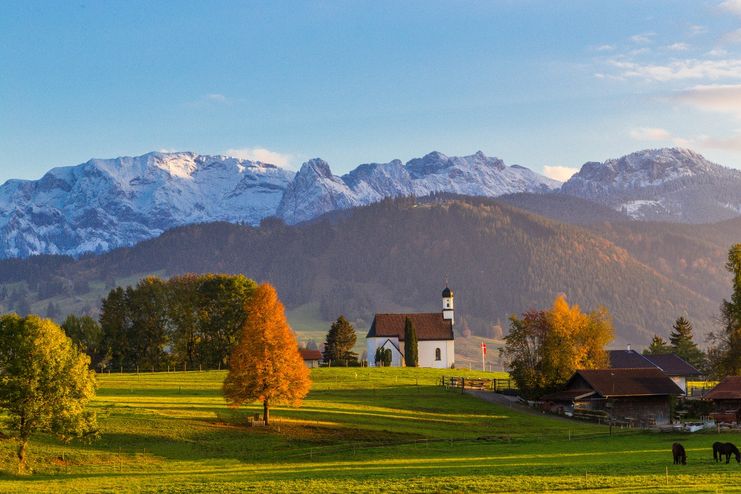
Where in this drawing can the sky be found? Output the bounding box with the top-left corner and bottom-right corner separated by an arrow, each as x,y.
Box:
2,1 -> 741,183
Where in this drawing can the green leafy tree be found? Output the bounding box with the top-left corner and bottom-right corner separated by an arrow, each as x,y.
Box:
99,286 -> 130,370
708,244 -> 741,377
0,314 -> 98,473
62,314 -> 105,370
643,335 -> 672,356
501,294 -> 613,399
322,316 -> 358,366
669,316 -> 706,370
404,317 -> 418,367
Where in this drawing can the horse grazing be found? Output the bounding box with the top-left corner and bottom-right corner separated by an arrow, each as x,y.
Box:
713,442 -> 741,464
672,442 -> 687,465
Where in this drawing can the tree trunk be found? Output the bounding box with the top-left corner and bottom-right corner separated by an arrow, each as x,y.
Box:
17,438 -> 28,474
263,399 -> 270,426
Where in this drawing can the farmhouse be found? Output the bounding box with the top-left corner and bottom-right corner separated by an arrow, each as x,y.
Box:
703,376 -> 741,423
541,368 -> 684,426
608,349 -> 701,394
366,286 -> 455,368
299,348 -> 322,368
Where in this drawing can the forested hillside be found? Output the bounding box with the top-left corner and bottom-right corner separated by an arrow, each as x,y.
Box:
0,195 -> 733,345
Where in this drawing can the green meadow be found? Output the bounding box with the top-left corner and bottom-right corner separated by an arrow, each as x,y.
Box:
0,368 -> 739,493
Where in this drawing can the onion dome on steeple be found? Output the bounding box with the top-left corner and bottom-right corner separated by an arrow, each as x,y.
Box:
442,286 -> 453,298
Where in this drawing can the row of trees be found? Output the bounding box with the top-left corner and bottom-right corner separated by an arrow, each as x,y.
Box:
96,274 -> 256,371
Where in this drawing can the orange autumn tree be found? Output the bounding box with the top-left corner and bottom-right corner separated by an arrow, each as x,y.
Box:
223,283 -> 310,425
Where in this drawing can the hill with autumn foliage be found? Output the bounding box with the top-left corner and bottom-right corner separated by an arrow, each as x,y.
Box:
0,195 -> 732,346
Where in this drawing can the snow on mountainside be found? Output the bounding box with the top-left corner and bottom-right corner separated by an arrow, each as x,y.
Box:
277,151 -> 560,224
561,148 -> 741,223
0,150 -> 559,258
0,152 -> 294,258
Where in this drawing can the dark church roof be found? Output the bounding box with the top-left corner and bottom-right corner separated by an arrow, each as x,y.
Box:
442,286 -> 453,298
366,313 -> 454,341
608,350 -> 701,377
574,368 -> 684,398
704,376 -> 741,401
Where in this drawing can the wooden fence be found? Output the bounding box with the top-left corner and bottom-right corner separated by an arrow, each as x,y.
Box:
441,376 -> 517,393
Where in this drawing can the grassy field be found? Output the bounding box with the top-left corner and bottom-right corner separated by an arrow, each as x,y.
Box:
0,368 -> 739,493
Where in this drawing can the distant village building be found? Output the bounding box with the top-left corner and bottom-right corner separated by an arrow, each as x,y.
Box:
366,286 -> 455,368
541,368 -> 684,426
299,349 -> 322,368
607,349 -> 702,394
703,376 -> 741,423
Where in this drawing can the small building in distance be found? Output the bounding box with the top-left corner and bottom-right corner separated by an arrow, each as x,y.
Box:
703,376 -> 741,423
366,285 -> 455,368
608,349 -> 702,394
541,368 -> 684,426
299,349 -> 322,369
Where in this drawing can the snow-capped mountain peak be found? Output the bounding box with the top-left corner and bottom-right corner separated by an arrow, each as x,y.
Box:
561,147 -> 741,222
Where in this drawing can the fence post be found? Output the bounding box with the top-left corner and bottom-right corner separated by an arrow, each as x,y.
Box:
461,377 -> 465,394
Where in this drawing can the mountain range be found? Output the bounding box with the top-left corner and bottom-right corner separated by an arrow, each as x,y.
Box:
0,150 -> 558,259
0,194 -> 732,349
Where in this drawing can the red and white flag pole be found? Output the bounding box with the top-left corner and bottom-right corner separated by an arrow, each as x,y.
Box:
480,341 -> 487,372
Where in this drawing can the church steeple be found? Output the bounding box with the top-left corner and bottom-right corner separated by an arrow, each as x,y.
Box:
442,283 -> 454,324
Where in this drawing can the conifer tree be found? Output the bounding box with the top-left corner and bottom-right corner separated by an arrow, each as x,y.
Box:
223,283 -> 310,425
669,316 -> 705,369
709,244 -> 741,377
322,316 -> 358,365
643,335 -> 672,355
404,317 -> 418,367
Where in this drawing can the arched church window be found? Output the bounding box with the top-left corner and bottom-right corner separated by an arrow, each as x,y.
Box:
435,348 -> 441,361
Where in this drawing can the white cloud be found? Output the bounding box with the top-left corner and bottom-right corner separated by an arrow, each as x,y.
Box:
698,132 -> 741,151
205,93 -> 228,103
158,148 -> 178,153
630,32 -> 655,44
543,165 -> 579,182
707,48 -> 729,57
720,0 -> 741,16
608,57 -> 741,81
629,127 -> 672,141
224,147 -> 296,169
689,24 -> 707,36
675,84 -> 741,117
666,42 -> 689,51
723,28 -> 741,44
593,44 -> 615,52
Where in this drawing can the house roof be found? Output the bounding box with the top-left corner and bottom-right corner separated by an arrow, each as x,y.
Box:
644,353 -> 702,377
704,376 -> 741,400
608,350 -> 701,377
366,313 -> 454,341
572,368 -> 684,398
608,350 -> 656,369
299,349 -> 322,361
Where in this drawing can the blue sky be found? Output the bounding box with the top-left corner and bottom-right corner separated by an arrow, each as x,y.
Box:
2,1 -> 741,182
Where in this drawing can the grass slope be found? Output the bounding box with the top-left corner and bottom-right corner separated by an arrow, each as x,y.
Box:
0,368 -> 739,493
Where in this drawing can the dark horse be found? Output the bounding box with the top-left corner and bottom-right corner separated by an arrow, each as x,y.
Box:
713,442 -> 741,464
672,442 -> 687,465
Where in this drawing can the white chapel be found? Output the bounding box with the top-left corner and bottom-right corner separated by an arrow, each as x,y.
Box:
366,286 -> 455,368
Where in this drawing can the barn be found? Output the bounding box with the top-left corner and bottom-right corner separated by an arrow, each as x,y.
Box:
542,368 -> 684,426
703,376 -> 741,423
608,349 -> 702,394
